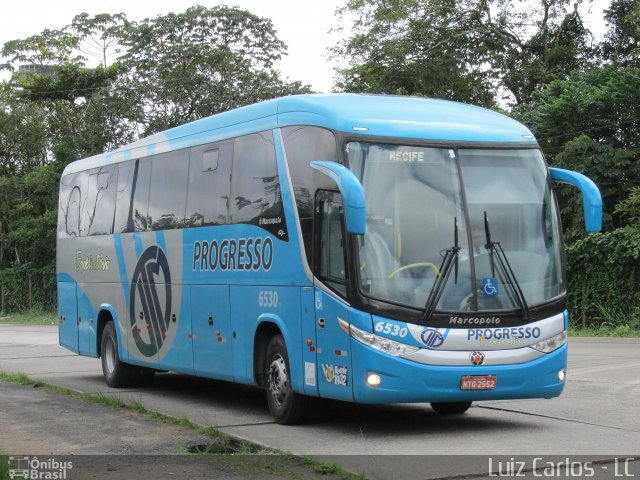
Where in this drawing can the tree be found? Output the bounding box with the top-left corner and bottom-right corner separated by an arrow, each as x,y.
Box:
71,12 -> 127,67
512,63 -> 640,326
333,0 -> 595,106
332,0 -> 497,106
600,0 -> 640,66
513,65 -> 640,237
116,5 -> 311,135
1,13 -> 137,164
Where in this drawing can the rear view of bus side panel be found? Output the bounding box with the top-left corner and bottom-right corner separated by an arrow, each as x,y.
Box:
57,279 -> 78,353
57,166 -> 128,359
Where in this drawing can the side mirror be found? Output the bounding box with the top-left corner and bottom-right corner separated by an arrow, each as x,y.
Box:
310,160 -> 366,235
549,167 -> 602,233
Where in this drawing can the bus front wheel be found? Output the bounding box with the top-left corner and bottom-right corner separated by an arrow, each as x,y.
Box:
264,334 -> 307,424
101,321 -> 154,388
430,401 -> 472,414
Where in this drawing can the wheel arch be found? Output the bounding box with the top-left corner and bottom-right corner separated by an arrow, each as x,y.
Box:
97,304 -> 123,358
253,320 -> 282,387
252,314 -> 303,392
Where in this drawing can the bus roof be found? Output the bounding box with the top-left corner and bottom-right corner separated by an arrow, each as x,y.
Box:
62,94 -> 536,176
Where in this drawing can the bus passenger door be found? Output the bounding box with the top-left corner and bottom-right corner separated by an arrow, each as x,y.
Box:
313,191 -> 354,402
58,281 -> 79,353
191,285 -> 233,381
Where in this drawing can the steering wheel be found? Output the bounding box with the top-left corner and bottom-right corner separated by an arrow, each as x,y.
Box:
388,262 -> 441,279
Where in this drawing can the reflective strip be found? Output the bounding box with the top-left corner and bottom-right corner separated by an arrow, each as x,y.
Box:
404,346 -> 545,366
407,312 -> 565,351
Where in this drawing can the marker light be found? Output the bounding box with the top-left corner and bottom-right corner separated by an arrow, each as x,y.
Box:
366,373 -> 382,387
558,369 -> 566,382
348,323 -> 419,357
530,331 -> 568,353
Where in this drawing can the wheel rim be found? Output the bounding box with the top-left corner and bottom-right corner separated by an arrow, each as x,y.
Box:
267,354 -> 288,406
105,337 -> 116,375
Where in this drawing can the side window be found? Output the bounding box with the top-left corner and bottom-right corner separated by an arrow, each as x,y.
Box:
131,158 -> 151,232
113,158 -> 152,233
282,126 -> 340,264
231,132 -> 287,240
148,150 -> 189,230
314,190 -> 348,297
81,166 -> 117,236
58,173 -> 83,238
185,140 -> 233,227
113,161 -> 135,233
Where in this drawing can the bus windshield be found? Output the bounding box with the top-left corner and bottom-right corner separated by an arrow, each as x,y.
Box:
348,143 -> 564,314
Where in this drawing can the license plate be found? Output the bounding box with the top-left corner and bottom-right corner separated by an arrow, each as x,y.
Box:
460,375 -> 497,390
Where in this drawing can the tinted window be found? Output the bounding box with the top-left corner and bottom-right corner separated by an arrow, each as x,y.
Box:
282,126 -> 340,263
58,172 -> 84,238
231,132 -> 287,240
315,191 -> 347,297
132,158 -> 151,232
113,162 -> 135,234
148,150 -> 189,230
81,166 -> 117,236
112,158 -> 152,233
185,140 -> 233,227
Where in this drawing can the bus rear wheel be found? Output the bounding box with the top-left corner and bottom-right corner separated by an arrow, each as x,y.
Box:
264,334 -> 307,424
430,401 -> 472,414
101,321 -> 155,388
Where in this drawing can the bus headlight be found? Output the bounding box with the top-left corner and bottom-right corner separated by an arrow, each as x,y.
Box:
530,331 -> 567,353
349,323 -> 419,357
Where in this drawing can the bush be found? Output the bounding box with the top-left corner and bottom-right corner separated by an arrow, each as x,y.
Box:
0,263 -> 56,313
566,226 -> 640,329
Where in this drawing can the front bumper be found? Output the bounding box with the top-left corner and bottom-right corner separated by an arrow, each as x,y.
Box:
351,340 -> 567,404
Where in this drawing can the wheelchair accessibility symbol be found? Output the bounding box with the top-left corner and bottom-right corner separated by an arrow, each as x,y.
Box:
482,277 -> 499,297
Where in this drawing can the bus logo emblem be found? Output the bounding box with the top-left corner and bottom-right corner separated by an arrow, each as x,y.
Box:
470,351 -> 485,366
130,246 -> 172,357
421,328 -> 445,348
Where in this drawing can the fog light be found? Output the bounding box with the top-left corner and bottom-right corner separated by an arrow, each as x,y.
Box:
558,369 -> 566,382
366,373 -> 381,387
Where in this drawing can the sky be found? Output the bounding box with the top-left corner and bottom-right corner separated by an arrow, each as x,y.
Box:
0,0 -> 613,94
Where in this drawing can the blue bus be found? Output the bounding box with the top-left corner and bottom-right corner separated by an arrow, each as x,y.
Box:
56,94 -> 601,423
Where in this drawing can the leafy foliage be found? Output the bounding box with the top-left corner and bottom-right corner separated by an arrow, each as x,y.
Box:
116,5 -> 311,134
333,0 -> 594,106
513,66 -> 640,240
512,62 -> 640,328
566,227 -> 640,329
600,0 -> 640,66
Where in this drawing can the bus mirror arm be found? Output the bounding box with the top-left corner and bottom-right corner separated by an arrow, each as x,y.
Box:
549,167 -> 603,233
310,160 -> 366,235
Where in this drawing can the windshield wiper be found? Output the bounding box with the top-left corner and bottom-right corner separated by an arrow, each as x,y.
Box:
483,211 -> 530,321
422,217 -> 460,322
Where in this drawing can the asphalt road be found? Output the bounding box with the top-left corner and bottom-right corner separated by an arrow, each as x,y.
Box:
1,324 -> 639,479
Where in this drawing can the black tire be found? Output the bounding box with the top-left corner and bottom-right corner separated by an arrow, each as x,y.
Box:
430,401 -> 472,414
264,334 -> 308,424
101,321 -> 155,387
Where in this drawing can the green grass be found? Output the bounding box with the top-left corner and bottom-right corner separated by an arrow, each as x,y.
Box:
0,310 -> 56,325
0,373 -> 32,385
570,324 -> 640,338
